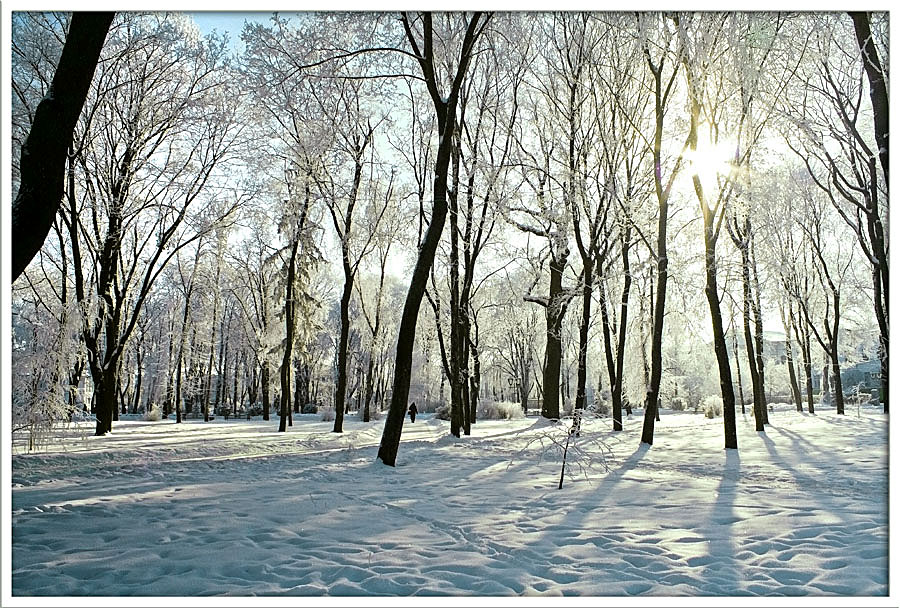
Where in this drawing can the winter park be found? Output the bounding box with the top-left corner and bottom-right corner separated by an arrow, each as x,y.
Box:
4,9 -> 892,601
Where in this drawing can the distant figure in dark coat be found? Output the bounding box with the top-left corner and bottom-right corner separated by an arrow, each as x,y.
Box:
408,402 -> 418,423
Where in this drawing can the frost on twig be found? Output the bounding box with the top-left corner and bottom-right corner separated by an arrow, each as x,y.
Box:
506,414 -> 611,486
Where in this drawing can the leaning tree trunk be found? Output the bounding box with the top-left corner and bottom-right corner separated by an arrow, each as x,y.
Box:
377,11 -> 486,467
641,199 -> 669,446
703,234 -> 738,448
12,12 -> 114,281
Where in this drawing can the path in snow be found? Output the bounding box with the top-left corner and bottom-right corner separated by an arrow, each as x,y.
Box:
9,407 -> 889,596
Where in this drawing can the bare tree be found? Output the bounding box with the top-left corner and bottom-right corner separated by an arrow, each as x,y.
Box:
378,12 -> 490,466
12,12 -> 113,281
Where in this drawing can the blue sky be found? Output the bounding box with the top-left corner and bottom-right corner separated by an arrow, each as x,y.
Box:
189,11 -> 273,47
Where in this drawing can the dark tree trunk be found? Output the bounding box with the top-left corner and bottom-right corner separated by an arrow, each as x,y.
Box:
849,12 -> 889,186
730,217 -> 765,430
261,363 -> 271,420
12,12 -> 114,281
750,241 -> 768,424
448,142 -> 464,438
703,235 -> 738,448
333,269 -> 353,433
132,354 -> 143,415
641,200 -> 668,445
378,12 -> 486,466
640,39 -> 679,446
574,260 -> 593,415
742,262 -> 764,430
279,239 -> 299,433
92,368 -> 117,436
612,224 -> 633,430
469,342 -> 480,424
731,324 -> 745,414
541,251 -> 569,420
829,295 -> 846,415
363,355 -> 375,423
783,303 -> 804,412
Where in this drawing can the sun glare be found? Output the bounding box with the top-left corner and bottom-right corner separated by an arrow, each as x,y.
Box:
687,138 -> 739,189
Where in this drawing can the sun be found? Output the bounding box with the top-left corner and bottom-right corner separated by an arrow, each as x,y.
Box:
687,137 -> 740,190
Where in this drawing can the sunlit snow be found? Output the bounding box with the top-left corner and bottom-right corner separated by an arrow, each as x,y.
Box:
10,404 -> 888,598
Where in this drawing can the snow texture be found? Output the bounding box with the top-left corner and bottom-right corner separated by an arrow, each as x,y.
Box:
8,405 -> 890,600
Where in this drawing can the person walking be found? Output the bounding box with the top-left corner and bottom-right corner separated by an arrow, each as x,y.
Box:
408,402 -> 418,423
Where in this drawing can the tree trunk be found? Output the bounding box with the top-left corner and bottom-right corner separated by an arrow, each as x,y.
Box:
261,362 -> 271,420
750,240 -> 768,424
574,260 -> 593,415
12,12 -> 114,281
783,302 -> 803,412
333,267 -> 353,433
742,256 -> 764,431
703,232 -> 738,448
641,201 -> 668,445
849,12 -> 889,185
377,12 -> 486,467
448,146 -> 464,438
279,239 -> 299,433
541,251 -> 568,420
612,224 -> 633,430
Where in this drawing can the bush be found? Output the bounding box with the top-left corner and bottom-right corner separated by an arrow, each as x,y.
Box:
670,397 -> 686,412
357,406 -> 381,421
478,400 -> 526,420
702,395 -> 723,419
143,405 -> 162,421
433,402 -> 450,420
319,406 -> 335,422
589,400 -> 611,417
301,403 -> 318,414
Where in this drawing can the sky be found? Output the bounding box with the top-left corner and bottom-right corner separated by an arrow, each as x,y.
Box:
189,11 -> 272,53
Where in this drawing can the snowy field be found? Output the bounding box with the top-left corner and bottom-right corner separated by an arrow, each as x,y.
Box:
7,404 -> 891,600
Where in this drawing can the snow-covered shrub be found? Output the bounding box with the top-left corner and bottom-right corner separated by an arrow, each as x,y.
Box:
143,405 -> 162,421
670,397 -> 686,412
357,406 -> 381,421
319,406 -> 335,422
301,403 -> 317,414
589,400 -> 611,417
12,297 -> 82,452
702,395 -> 723,419
478,400 -> 526,420
434,402 -> 450,420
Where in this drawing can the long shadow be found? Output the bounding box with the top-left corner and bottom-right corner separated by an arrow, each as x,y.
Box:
755,431 -> 887,594
697,449 -> 741,594
527,443 -> 657,594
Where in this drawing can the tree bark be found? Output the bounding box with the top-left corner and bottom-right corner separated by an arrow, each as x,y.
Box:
12,12 -> 114,281
849,12 -> 889,186
332,265 -> 353,432
574,260 -> 593,416
540,251 -> 569,420
279,239 -> 299,433
704,236 -> 738,447
378,12 -> 487,466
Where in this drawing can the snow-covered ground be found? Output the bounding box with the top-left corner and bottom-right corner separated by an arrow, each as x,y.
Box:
6,404 -> 892,600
